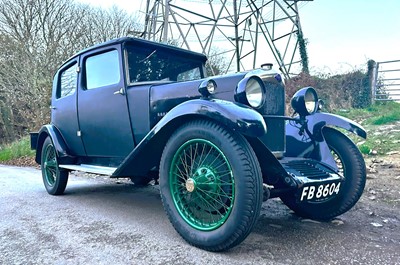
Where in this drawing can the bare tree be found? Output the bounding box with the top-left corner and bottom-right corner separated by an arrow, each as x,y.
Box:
206,48 -> 230,76
0,0 -> 141,144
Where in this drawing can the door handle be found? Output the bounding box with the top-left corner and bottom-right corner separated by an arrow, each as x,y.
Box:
113,88 -> 125,95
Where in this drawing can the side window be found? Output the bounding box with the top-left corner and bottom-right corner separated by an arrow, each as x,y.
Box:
177,67 -> 201,82
58,62 -> 77,99
85,50 -> 120,90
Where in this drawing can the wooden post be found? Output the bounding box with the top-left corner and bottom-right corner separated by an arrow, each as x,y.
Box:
369,60 -> 378,105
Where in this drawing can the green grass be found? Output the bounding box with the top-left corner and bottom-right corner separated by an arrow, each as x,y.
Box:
358,144 -> 371,155
335,101 -> 400,125
369,113 -> 400,125
0,136 -> 35,162
334,101 -> 400,155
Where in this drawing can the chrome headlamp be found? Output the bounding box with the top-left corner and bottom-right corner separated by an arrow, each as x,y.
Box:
198,79 -> 217,98
235,76 -> 265,108
291,87 -> 319,116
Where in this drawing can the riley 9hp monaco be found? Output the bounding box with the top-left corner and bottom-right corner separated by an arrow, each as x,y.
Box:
31,37 -> 367,251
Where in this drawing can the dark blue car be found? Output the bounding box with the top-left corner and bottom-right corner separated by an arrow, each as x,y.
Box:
31,37 -> 367,251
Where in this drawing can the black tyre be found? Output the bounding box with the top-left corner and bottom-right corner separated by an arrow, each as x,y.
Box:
159,120 -> 263,251
41,137 -> 69,195
281,127 -> 366,220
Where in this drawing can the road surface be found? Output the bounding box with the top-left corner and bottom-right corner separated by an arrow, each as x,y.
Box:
0,165 -> 399,264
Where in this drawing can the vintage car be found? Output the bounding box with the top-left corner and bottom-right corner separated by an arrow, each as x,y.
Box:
31,37 -> 367,251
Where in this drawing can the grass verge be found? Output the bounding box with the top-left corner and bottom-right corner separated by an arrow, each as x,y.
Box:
335,101 -> 400,125
0,136 -> 35,162
335,101 -> 400,155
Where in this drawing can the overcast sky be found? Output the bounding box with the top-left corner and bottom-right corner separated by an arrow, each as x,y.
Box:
78,0 -> 400,74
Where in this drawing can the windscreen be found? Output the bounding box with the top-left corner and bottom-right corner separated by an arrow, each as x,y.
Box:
125,44 -> 204,84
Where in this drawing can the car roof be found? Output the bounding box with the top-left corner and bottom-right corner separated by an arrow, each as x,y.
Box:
63,37 -> 208,66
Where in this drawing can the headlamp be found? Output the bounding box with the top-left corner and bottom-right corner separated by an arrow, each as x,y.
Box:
198,79 -> 217,98
291,87 -> 319,116
235,76 -> 265,108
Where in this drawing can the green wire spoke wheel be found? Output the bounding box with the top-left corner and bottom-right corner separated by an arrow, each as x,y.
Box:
169,139 -> 234,231
160,120 -> 262,252
41,137 -> 69,195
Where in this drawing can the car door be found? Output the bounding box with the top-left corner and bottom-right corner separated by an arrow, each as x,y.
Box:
51,59 -> 86,156
77,45 -> 134,158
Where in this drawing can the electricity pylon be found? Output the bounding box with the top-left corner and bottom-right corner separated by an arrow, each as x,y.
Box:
142,0 -> 311,78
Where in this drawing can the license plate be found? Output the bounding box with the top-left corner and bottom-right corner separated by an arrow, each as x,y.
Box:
300,182 -> 341,202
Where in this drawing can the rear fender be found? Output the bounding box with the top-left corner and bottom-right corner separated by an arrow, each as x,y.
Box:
34,125 -> 72,164
112,99 -> 267,177
286,112 -> 366,169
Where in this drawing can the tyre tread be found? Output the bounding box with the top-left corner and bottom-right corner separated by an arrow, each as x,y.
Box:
160,119 -> 262,251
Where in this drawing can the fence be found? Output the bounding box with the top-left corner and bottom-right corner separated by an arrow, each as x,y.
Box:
372,60 -> 400,102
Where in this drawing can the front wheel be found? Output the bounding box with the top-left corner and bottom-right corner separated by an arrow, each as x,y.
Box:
280,127 -> 366,220
159,120 -> 263,251
41,137 -> 69,195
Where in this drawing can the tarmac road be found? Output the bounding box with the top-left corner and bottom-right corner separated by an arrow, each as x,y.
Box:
1,165 -> 399,265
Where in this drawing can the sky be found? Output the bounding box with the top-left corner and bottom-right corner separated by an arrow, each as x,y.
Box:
78,0 -> 400,75
300,0 -> 400,74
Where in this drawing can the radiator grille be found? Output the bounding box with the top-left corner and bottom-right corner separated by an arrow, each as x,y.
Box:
258,76 -> 285,154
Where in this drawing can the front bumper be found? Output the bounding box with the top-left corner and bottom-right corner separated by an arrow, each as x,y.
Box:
271,158 -> 344,202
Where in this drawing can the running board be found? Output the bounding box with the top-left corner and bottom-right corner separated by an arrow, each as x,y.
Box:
59,164 -> 117,175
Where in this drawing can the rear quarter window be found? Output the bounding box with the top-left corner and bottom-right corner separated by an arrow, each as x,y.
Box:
57,62 -> 77,99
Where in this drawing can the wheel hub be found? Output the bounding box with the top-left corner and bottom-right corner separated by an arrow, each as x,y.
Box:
185,178 -> 196,192
186,166 -> 218,192
190,166 -> 218,193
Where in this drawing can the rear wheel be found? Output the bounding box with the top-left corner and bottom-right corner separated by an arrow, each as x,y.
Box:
280,127 -> 366,220
41,137 -> 69,195
159,120 -> 263,251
